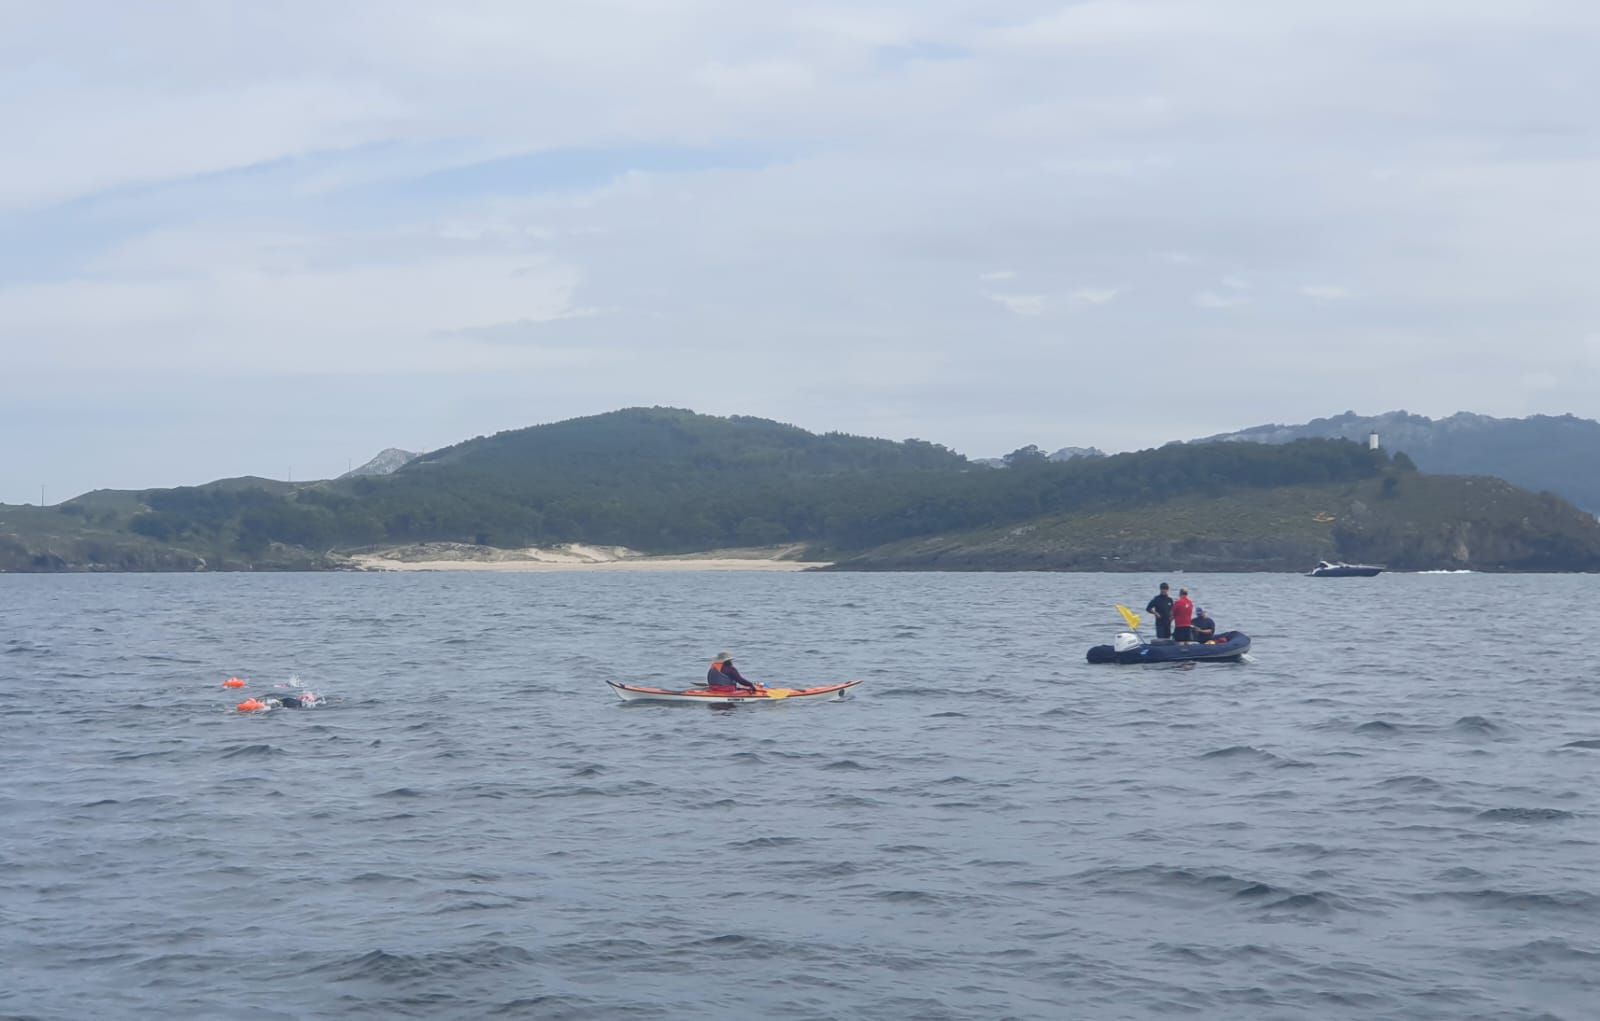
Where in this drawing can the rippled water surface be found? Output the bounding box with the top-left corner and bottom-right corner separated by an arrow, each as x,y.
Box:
4,570 -> 1599,1020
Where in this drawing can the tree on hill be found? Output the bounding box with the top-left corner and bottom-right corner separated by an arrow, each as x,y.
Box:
1003,445 -> 1050,467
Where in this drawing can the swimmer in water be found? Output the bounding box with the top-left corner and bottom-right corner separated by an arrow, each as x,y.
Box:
237,692 -> 323,711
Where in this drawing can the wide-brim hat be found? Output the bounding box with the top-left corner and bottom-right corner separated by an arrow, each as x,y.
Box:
716,651 -> 733,660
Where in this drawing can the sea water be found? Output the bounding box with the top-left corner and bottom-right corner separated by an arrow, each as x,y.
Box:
2,570 -> 1597,1019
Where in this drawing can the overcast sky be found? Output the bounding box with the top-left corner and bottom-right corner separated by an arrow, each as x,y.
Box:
3,1 -> 1598,503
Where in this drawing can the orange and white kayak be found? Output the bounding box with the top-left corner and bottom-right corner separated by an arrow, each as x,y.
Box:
607,680 -> 862,704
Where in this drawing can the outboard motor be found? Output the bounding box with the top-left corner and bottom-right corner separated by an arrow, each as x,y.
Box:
1113,632 -> 1142,654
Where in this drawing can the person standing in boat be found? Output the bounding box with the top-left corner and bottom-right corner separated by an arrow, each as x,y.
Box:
1145,583 -> 1174,639
1172,588 -> 1195,642
707,651 -> 760,692
1192,606 -> 1216,643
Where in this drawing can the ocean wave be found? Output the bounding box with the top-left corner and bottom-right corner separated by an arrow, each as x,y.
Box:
727,835 -> 804,849
1452,715 -> 1506,736
1196,745 -> 1306,767
306,943 -> 537,983
1076,865 -> 1361,915
1374,774 -> 1448,792
218,743 -> 283,759
1476,807 -> 1575,823
1413,888 -> 1600,915
1354,719 -> 1405,735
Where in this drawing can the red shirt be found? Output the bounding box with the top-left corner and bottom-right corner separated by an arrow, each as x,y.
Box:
1173,596 -> 1194,628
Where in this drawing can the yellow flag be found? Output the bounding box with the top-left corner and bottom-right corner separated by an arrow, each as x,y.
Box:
1116,604 -> 1141,630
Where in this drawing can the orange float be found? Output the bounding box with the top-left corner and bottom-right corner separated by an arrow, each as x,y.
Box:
236,698 -> 267,712
222,677 -> 246,688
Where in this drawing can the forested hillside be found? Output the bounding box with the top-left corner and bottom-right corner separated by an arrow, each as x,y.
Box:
4,407 -> 1596,572
832,474 -> 1600,573
113,408 -> 1393,556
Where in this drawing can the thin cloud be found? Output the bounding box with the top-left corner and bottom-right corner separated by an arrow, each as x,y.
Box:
1299,284 -> 1353,301
988,293 -> 1047,316
1068,287 -> 1122,306
1195,290 -> 1250,309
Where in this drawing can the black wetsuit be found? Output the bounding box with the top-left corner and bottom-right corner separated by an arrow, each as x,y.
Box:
1145,593 -> 1174,639
707,661 -> 757,692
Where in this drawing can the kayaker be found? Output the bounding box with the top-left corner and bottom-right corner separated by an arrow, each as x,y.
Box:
707,652 -> 760,692
1192,607 -> 1216,643
1145,583 -> 1174,639
1173,588 -> 1195,642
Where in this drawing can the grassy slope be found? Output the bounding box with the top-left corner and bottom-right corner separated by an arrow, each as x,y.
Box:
829,474 -> 1600,572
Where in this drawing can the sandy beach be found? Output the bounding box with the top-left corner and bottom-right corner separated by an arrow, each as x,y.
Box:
347,542 -> 831,572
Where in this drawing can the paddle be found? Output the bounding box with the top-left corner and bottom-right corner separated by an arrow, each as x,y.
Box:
1115,604 -> 1142,630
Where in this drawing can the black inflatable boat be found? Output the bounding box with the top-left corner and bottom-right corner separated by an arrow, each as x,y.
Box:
1086,630 -> 1251,664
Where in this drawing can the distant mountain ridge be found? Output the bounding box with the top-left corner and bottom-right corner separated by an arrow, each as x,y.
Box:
1196,411 -> 1600,512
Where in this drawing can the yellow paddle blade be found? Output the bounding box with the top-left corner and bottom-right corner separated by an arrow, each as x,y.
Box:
1116,604 -> 1142,630
763,688 -> 794,699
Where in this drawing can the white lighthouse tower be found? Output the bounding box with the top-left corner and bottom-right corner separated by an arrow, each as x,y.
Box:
1368,431 -> 1380,451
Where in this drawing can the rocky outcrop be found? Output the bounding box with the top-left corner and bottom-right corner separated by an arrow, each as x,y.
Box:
340,448 -> 419,478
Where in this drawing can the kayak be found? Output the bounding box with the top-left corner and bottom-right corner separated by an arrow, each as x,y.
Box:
607,680 -> 862,704
1086,631 -> 1251,664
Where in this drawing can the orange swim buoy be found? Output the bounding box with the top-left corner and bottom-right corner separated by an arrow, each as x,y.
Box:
236,698 -> 267,712
222,677 -> 246,688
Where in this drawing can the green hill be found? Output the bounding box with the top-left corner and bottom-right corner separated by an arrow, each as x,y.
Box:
4,407 -> 1598,572
334,406 -> 971,550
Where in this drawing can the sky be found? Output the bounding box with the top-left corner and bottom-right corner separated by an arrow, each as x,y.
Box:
3,1 -> 1598,504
